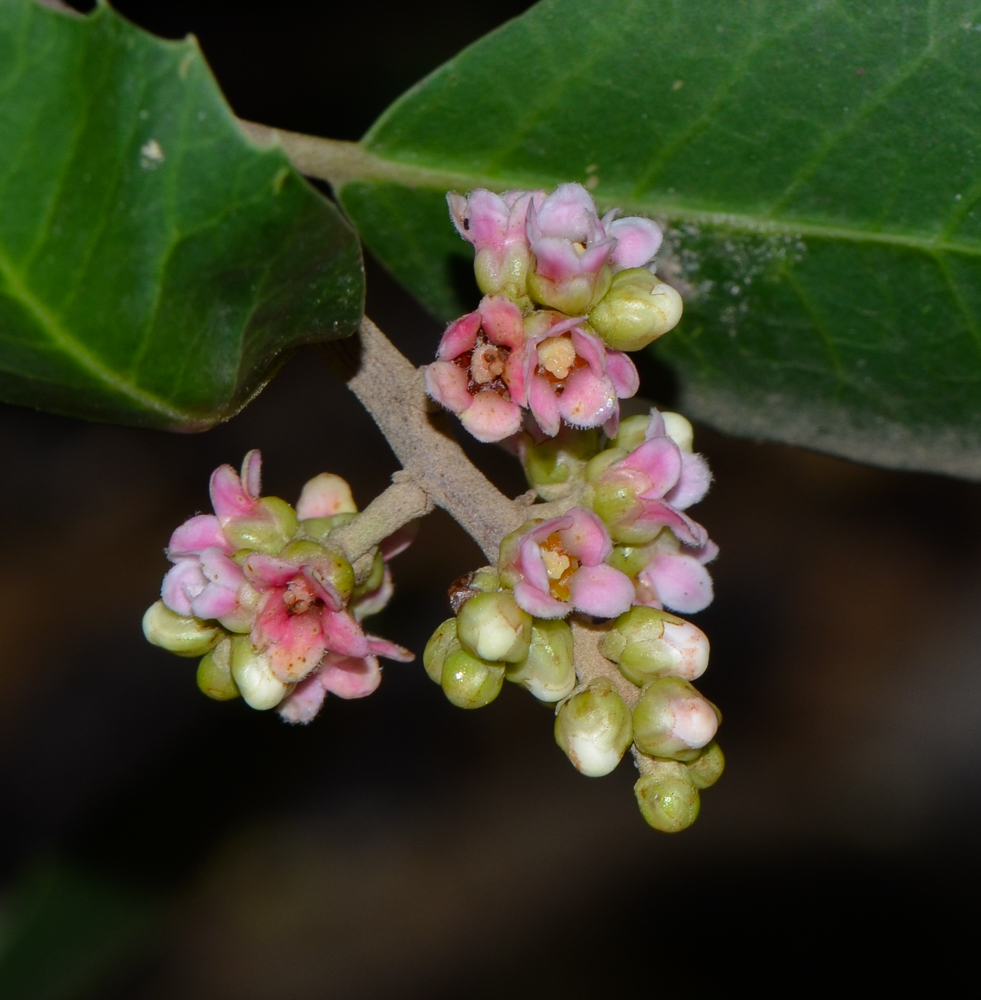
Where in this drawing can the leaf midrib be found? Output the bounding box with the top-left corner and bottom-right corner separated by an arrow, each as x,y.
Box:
311,137 -> 981,259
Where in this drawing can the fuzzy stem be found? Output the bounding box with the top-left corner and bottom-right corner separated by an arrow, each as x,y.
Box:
319,317 -> 529,561
570,616 -> 639,707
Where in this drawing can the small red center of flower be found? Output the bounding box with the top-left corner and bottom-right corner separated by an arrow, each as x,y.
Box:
454,330 -> 511,398
283,576 -> 320,616
540,532 -> 580,601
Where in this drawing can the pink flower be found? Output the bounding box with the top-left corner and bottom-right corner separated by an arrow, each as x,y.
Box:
425,295 -> 528,443
633,530 -> 718,615
499,506 -> 635,619
524,313 -> 639,437
590,410 -> 711,547
447,188 -> 543,303
277,636 -> 414,724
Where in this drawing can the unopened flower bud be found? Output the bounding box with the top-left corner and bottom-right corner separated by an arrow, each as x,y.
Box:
600,607 -> 709,685
520,428 -> 600,501
584,447 -> 628,482
661,412 -> 694,453
299,511 -> 357,543
224,496 -> 298,554
350,549 -> 385,601
632,676 -> 720,761
457,591 -> 532,663
634,760 -> 700,833
424,618 -> 461,684
588,268 -> 683,351
142,600 -> 224,656
554,678 -> 632,776
612,414 -> 651,452
229,636 -> 291,710
441,647 -> 505,709
687,740 -> 725,789
506,618 -> 576,702
196,638 -> 240,701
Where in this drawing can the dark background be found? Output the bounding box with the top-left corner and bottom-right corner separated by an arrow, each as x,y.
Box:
0,1 -> 979,996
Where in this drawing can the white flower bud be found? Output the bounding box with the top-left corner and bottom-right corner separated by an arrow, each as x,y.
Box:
142,600 -> 223,657
632,676 -> 720,761
229,636 -> 291,710
661,411 -> 694,453
456,591 -> 532,663
506,618 -> 576,702
554,678 -> 632,777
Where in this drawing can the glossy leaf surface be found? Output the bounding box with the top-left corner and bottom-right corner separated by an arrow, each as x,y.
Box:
338,0 -> 981,477
0,0 -> 363,430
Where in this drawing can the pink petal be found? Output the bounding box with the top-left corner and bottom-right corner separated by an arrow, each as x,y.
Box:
253,594 -> 326,683
605,351 -> 640,398
240,450 -> 262,499
517,519 -> 571,593
530,236 -> 587,280
479,295 -> 525,350
531,183 -> 604,243
199,547 -> 244,590
645,410 -> 667,440
367,635 -> 415,662
320,654 -> 382,699
632,500 -> 708,548
459,391 -> 523,443
567,564 -> 635,617
295,472 -> 357,519
425,362 -> 473,415
664,452 -> 712,510
380,523 -> 417,561
558,506 -> 613,565
528,374 -> 562,437
558,367 -> 617,428
640,553 -> 714,614
513,579 -> 570,618
190,582 -> 241,620
504,348 -> 527,407
243,553 -> 298,589
167,514 -> 230,558
161,560 -> 205,616
570,327 -> 606,373
622,437 -> 682,496
277,673 -> 328,724
322,608 -> 370,659
448,189 -> 508,248
606,216 -> 663,270
210,464 -> 260,522
436,311 -> 482,361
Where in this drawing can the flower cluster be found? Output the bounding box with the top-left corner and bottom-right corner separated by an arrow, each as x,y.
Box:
427,184 -> 683,443
143,451 -> 412,723
423,406 -> 722,832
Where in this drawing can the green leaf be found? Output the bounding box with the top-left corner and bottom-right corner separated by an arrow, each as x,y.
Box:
0,0 -> 363,430
336,0 -> 981,478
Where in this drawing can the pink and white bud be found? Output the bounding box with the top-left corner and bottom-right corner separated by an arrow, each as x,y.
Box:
632,676 -> 720,761
599,606 -> 709,686
448,188 -> 542,304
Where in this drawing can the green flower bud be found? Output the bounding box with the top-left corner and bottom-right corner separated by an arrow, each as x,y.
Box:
299,511 -> 357,543
424,618 -> 460,684
229,636 -> 291,710
528,262 -> 612,317
441,647 -> 505,709
506,618 -> 576,702
588,268 -> 684,351
142,601 -> 224,657
634,761 -> 700,833
521,428 -> 600,501
612,414 -> 651,453
457,591 -> 532,663
583,447 -> 628,482
279,539 -> 354,603
554,678 -> 632,777
351,549 -> 385,601
607,542 -> 656,579
223,496 -> 299,554
196,638 -> 240,701
687,740 -> 725,790
600,607 -> 710,686
632,676 -> 720,761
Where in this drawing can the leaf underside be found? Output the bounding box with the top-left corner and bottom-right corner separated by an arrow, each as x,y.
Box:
0,0 -> 364,430
338,0 -> 981,478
